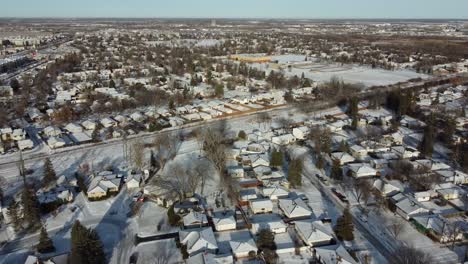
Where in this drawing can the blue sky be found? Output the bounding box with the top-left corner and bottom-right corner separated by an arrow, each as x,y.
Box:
2,0 -> 468,19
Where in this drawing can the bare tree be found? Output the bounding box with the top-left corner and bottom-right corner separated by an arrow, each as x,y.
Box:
257,112 -> 271,129
152,132 -> 182,170
344,177 -> 372,206
444,221 -> 463,249
388,218 -> 405,239
389,244 -> 433,264
197,127 -> 227,176
130,139 -> 145,170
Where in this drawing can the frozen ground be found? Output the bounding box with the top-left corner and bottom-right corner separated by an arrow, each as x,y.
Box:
133,239 -> 182,264
251,55 -> 427,87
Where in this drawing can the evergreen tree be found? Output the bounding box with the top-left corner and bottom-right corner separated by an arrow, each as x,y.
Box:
349,97 -> 359,130
21,184 -> 41,230
7,200 -> 22,232
43,158 -> 57,187
238,130 -> 247,140
214,83 -> 224,98
330,160 -> 343,182
109,79 -> 115,88
338,140 -> 350,153
334,208 -> 354,241
270,150 -> 284,167
167,204 -> 181,226
288,159 -> 303,187
419,117 -> 435,157
257,229 -> 276,250
316,154 -> 325,170
37,226 -> 55,253
71,220 -> 105,264
91,128 -> 100,142
10,78 -> 21,93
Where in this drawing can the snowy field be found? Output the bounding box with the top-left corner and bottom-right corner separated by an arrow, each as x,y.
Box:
251,54 -> 428,87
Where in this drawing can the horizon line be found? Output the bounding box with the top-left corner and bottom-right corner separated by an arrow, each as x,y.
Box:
1,16 -> 468,21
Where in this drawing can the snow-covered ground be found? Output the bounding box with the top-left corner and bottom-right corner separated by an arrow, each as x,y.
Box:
133,239 -> 182,264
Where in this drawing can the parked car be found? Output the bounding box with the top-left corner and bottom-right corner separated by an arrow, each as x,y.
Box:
331,188 -> 348,203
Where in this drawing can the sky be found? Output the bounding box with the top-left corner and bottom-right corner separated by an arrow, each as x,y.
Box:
1,0 -> 468,19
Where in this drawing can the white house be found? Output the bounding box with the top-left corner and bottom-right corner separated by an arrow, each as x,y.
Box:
347,163 -> 377,178
261,185 -> 289,200
212,211 -> 236,231
251,214 -> 287,234
100,117 -> 117,128
250,199 -> 273,214
47,136 -> 66,149
350,145 -> 367,160
228,231 -> 258,259
292,126 -> 310,140
271,134 -> 296,146
294,220 -> 334,247
17,139 -> 34,150
395,196 -> 431,220
314,244 -> 358,264
278,197 -> 312,219
64,123 -> 83,133
179,228 -> 218,256
126,173 -> 141,189
330,152 -> 355,165
183,212 -> 209,229
81,120 -> 97,131
43,126 -> 62,137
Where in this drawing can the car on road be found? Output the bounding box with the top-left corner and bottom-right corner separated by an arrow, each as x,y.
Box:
331,188 -> 349,203
129,252 -> 138,264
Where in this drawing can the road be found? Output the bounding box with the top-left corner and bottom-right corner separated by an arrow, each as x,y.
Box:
300,153 -> 395,261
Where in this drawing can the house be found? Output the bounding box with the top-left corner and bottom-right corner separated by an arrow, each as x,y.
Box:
261,185 -> 289,200
17,139 -> 34,150
248,154 -> 270,168
412,215 -> 465,243
435,170 -> 468,185
179,228 -> 218,256
228,231 -> 258,259
314,244 -> 358,264
100,117 -> 116,128
292,126 -> 310,140
69,132 -> 92,144
350,145 -> 367,160
126,173 -> 141,189
347,163 -> 377,178
130,112 -> 146,122
278,197 -> 312,220
251,214 -> 287,234
294,220 -> 334,247
47,136 -> 66,149
86,171 -> 122,199
330,152 -> 355,165
250,199 -> 273,214
187,253 -> 232,264
274,232 -> 296,254
212,210 -> 236,231
64,123 -> 83,133
239,189 -> 258,203
391,146 -> 420,159
227,165 -> 244,179
81,120 -> 96,131
183,211 -> 209,229
414,191 -> 437,202
12,128 -> 26,141
395,196 -> 431,220
271,134 -> 296,146
436,186 -> 466,201
43,126 -> 62,137
373,179 -> 401,197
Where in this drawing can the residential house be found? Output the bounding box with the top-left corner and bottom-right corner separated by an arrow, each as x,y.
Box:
183,212 -> 209,229
212,210 -> 236,231
294,220 -> 334,247
228,232 -> 258,259
292,126 -> 310,140
395,195 -> 431,220
250,199 -> 273,214
347,163 -> 377,178
179,228 -> 218,256
314,245 -> 358,264
126,173 -> 141,189
271,134 -> 296,146
261,185 -> 289,200
251,214 -> 287,234
278,197 -> 313,220
330,152 -> 355,165
86,171 -> 122,199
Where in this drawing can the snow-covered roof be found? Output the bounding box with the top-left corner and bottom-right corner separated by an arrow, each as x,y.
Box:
179,228 -> 218,255
278,197 -> 312,218
294,220 -> 333,245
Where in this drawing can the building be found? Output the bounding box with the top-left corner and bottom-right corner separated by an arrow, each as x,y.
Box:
278,197 -> 313,220
212,210 -> 236,231
179,228 -> 218,256
294,220 -> 334,247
